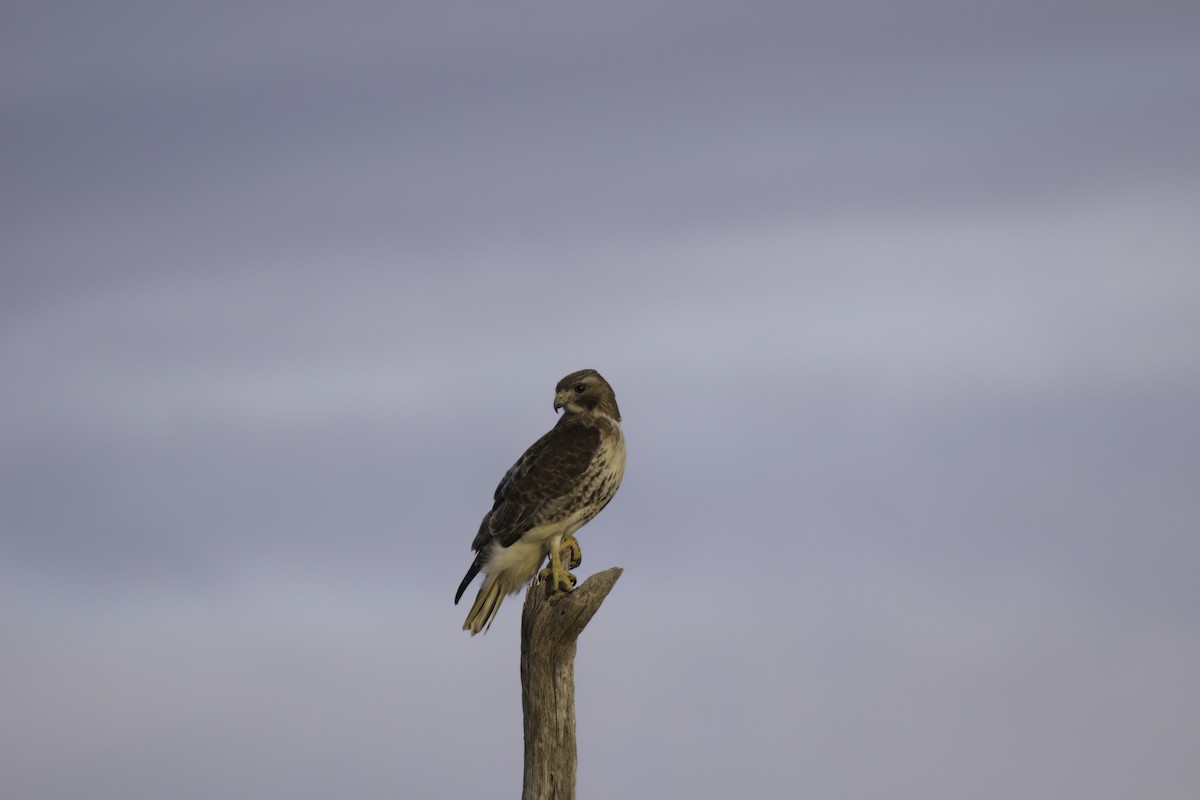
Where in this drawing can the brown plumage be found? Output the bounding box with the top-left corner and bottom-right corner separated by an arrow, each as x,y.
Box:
456,369 -> 626,635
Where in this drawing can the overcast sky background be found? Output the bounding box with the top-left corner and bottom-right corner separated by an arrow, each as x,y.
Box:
3,2 -> 1199,798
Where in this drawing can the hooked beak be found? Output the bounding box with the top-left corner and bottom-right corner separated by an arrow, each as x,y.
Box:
553,390 -> 568,413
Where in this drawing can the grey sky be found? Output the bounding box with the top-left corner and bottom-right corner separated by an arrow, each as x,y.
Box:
3,2 -> 1199,798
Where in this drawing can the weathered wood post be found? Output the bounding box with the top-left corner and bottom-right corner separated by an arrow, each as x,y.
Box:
520,557 -> 623,800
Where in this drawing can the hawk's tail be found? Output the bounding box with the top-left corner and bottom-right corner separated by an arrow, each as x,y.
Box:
463,574 -> 504,636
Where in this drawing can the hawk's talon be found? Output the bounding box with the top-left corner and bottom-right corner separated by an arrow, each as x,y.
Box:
538,563 -> 577,595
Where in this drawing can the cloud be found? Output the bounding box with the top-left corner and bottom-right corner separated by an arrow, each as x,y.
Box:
3,2 -> 1200,797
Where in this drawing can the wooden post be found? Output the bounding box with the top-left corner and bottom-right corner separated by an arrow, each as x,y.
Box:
520,561 -> 623,800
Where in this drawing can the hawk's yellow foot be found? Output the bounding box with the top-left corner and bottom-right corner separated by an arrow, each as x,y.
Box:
563,534 -> 583,570
538,560 -> 577,594
540,535 -> 578,594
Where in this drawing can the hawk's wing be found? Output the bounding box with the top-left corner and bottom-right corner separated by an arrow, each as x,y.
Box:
474,420 -> 601,550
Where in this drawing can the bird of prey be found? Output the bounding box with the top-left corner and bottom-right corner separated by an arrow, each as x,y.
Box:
455,369 -> 626,635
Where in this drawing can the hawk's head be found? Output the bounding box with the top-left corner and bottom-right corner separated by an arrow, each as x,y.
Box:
553,369 -> 621,422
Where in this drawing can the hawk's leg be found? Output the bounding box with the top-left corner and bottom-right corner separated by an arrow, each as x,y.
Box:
539,536 -> 578,594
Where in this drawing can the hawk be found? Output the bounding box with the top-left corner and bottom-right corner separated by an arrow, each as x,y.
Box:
455,369 -> 626,635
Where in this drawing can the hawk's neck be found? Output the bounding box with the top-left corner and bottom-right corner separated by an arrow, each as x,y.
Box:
560,409 -> 621,429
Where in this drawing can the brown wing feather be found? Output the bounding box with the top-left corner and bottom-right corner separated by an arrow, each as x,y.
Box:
473,418 -> 601,550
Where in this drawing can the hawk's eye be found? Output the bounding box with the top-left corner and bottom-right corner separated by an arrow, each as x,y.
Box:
574,383 -> 586,393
